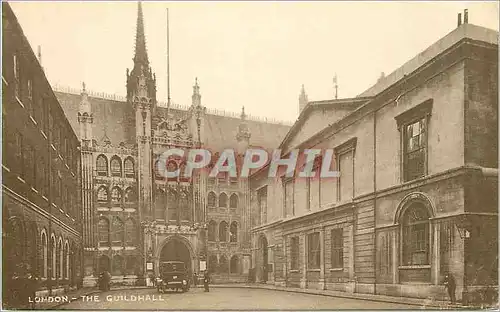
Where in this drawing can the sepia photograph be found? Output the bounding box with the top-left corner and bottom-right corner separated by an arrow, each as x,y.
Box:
1,1 -> 499,310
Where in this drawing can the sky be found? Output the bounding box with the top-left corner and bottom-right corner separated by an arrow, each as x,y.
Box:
9,1 -> 499,123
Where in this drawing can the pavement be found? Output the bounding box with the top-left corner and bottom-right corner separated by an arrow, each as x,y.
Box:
12,283 -> 491,310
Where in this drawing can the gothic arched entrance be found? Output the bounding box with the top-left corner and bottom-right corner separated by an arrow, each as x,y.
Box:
159,238 -> 193,275
259,235 -> 268,283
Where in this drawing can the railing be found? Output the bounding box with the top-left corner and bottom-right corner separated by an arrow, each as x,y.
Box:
52,84 -> 294,126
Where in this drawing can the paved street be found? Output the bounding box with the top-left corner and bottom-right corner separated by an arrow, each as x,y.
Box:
60,287 -> 416,310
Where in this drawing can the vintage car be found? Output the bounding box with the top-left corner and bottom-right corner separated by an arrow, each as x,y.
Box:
157,261 -> 190,293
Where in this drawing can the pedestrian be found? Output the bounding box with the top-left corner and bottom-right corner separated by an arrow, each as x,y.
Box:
443,272 -> 456,304
203,271 -> 210,292
193,272 -> 198,287
105,271 -> 111,291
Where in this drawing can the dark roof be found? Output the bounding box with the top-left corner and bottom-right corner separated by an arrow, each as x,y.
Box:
55,91 -> 290,151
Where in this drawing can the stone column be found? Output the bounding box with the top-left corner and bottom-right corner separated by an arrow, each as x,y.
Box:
300,233 -> 307,289
432,222 -> 440,285
392,229 -> 398,284
283,235 -> 288,286
319,227 -> 326,290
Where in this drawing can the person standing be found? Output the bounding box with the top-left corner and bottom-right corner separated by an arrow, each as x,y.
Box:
443,272 -> 456,304
203,271 -> 210,292
193,272 -> 198,287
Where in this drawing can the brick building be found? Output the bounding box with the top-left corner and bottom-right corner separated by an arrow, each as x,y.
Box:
2,2 -> 83,305
249,17 -> 498,302
50,2 -> 291,286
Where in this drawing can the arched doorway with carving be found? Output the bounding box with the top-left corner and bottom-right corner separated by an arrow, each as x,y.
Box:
157,236 -> 195,276
259,235 -> 268,283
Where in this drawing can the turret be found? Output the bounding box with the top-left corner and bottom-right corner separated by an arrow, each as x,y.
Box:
299,84 -> 308,113
77,82 -> 93,146
236,106 -> 251,155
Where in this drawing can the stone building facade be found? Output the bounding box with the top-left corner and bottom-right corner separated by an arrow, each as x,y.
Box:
53,3 -> 290,286
250,21 -> 498,302
2,2 -> 83,304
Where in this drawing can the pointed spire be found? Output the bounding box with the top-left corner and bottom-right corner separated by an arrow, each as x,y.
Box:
134,1 -> 149,67
79,81 -> 91,114
192,77 -> 201,106
333,74 -> 338,99
299,84 -> 308,113
240,106 -> 247,120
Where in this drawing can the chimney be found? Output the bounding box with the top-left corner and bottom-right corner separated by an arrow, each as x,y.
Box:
464,9 -> 468,24
457,13 -> 462,27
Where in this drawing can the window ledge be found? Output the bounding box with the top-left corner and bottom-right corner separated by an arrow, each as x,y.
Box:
307,269 -> 320,272
289,270 -> 299,273
15,96 -> 24,108
17,176 -> 26,183
398,265 -> 431,270
29,115 -> 37,125
2,76 -> 8,86
329,268 -> 344,272
2,165 -> 10,172
41,130 -> 47,139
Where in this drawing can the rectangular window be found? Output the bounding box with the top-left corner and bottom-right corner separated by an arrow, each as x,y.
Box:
308,232 -> 321,270
283,178 -> 294,217
24,145 -> 35,186
403,118 -> 427,181
13,54 -> 20,98
15,132 -> 24,177
257,186 -> 268,225
331,229 -> 344,269
290,237 -> 299,270
338,150 -> 354,201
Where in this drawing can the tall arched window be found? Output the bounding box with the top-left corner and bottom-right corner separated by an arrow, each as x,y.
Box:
230,194 -> 238,209
64,241 -> 69,279
401,203 -> 430,265
230,255 -> 239,274
51,236 -> 56,279
96,155 -> 108,176
230,222 -> 238,243
208,255 -> 218,273
113,255 -> 124,276
110,156 -> 122,177
111,187 -> 122,206
208,221 -> 217,242
155,189 -> 166,221
125,218 -> 137,246
57,238 -> 63,279
155,160 -> 164,180
208,192 -> 216,207
25,222 -> 38,274
219,255 -> 228,273
97,186 -> 109,203
112,217 -> 124,245
219,221 -> 228,242
41,232 -> 48,278
124,187 -> 136,204
167,190 -> 178,221
180,191 -> 191,221
98,218 -> 110,246
124,157 -> 135,178
126,256 -> 138,275
219,193 -> 228,208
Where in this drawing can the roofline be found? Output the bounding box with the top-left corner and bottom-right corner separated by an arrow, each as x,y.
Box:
277,96 -> 372,150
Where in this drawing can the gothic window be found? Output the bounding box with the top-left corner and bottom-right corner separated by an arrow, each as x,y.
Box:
13,54 -> 20,97
154,189 -> 166,221
167,190 -> 177,221
308,232 -> 321,270
258,186 -> 268,225
229,194 -> 238,209
113,255 -> 124,276
112,217 -> 124,244
63,242 -> 68,279
401,203 -> 430,266
41,232 -> 47,278
110,156 -> 122,177
219,221 -> 228,242
124,157 -> 134,178
124,187 -> 136,204
126,256 -> 138,275
230,255 -> 239,274
25,222 -> 37,276
57,239 -> 62,279
207,192 -> 216,207
331,229 -> 343,269
219,255 -> 228,274
51,237 -> 56,279
97,186 -> 109,203
219,193 -> 228,208
96,155 -> 108,176
154,160 -> 164,180
111,187 -> 122,206
208,221 -> 217,242
208,255 -> 218,273
98,217 -> 110,246
125,218 -> 137,246
180,191 -> 191,221
230,222 -> 238,243
25,144 -> 35,186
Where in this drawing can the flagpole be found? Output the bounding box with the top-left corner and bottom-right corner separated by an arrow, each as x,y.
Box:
166,8 -> 171,116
